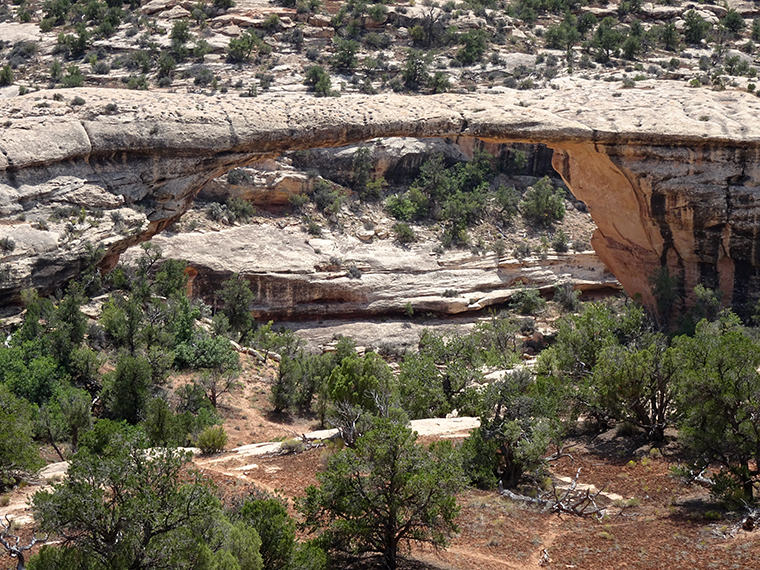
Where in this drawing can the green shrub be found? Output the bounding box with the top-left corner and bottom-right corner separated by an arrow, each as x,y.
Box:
263,13 -> 280,29
511,288 -> 546,315
0,384 -> 44,488
392,222 -> 416,244
297,419 -> 464,569
194,68 -> 214,86
289,194 -> 309,211
0,65 -> 13,86
305,217 -> 322,236
520,177 -> 565,225
170,18 -> 191,45
305,47 -> 320,61
157,54 -> 176,78
174,333 -> 240,372
57,25 -> 90,59
572,240 -> 589,251
227,169 -> 252,186
61,65 -> 85,88
553,283 -> 580,313
234,495 -> 297,570
126,74 -> 149,90
227,30 -> 270,63
312,179 -> 343,214
722,9 -> 745,35
331,38 -> 359,70
463,369 -> 559,489
303,65 -> 332,96
0,236 -> 15,251
365,32 -> 392,49
101,353 -> 152,424
6,43 -> 37,74
92,60 -> 111,75
280,438 -> 304,454
143,398 -> 189,447
592,16 -> 623,63
206,202 -> 228,223
683,9 -> 711,45
49,59 -> 63,82
459,425 -> 500,489
457,30 -> 488,65
513,241 -> 531,259
386,194 -> 419,221
258,73 -> 273,91
351,146 -> 373,197
402,49 -> 430,91
429,71 -> 451,93
495,184 -> 520,218
226,197 -> 256,221
397,352 -> 450,420
193,39 -> 212,59
552,229 -> 569,252
196,425 -> 228,454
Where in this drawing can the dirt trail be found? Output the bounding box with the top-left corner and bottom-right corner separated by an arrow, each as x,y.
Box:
0,462 -> 68,526
193,417 -> 481,497
1,418 -> 480,527
417,546 -> 522,570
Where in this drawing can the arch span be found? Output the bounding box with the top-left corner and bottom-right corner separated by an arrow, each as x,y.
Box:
2,84 -> 760,313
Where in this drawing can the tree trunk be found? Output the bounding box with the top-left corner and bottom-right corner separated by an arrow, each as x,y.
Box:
71,426 -> 79,453
649,424 -> 664,443
384,537 -> 398,570
744,478 -> 755,500
50,439 -> 65,462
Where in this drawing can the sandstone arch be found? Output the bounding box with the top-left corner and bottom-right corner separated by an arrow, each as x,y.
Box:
2,83 -> 760,314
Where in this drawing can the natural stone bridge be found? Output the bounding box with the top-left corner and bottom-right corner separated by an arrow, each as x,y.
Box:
2,82 -> 760,314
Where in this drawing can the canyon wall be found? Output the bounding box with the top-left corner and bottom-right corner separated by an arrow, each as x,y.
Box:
2,83 -> 760,314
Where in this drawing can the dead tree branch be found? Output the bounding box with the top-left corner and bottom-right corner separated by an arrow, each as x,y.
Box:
500,468 -> 607,518
0,516 -> 47,570
544,468 -> 606,518
546,444 -> 575,463
741,501 -> 759,532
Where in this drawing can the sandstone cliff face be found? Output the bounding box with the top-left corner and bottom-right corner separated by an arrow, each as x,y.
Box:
2,84 -> 760,313
552,141 -> 760,312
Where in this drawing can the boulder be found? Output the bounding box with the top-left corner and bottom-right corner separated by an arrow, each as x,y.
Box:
0,23 -> 42,45
162,5 -> 191,18
307,14 -> 332,27
141,0 -> 178,14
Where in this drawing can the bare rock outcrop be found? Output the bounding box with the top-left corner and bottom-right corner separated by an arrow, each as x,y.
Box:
2,83 -> 760,314
125,223 -> 615,319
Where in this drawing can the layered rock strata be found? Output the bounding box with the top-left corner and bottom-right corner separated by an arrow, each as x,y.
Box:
2,83 -> 760,313
128,224 -> 615,318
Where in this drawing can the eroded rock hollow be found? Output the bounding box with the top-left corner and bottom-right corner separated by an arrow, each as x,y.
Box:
2,83 -> 760,314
